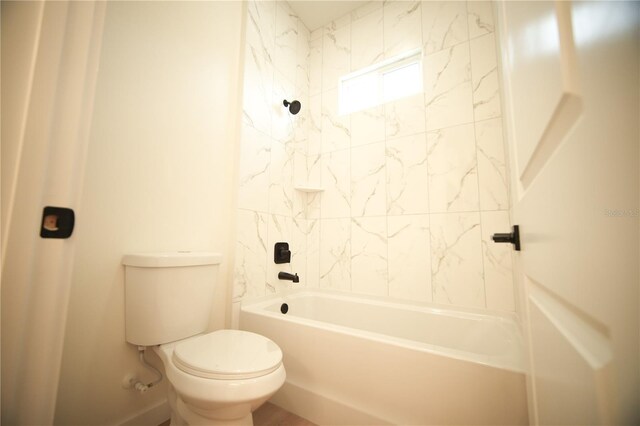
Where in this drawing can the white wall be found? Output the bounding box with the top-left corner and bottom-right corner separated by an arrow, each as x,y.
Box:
53,2 -> 244,424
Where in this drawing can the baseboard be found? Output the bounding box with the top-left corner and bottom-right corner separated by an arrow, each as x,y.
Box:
118,399 -> 170,426
270,380 -> 392,426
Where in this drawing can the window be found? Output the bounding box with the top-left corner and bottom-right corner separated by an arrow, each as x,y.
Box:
339,49 -> 423,115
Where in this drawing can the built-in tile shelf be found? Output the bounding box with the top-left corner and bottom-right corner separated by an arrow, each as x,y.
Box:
293,185 -> 324,193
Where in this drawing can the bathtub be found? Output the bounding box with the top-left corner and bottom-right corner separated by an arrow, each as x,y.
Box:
240,289 -> 528,425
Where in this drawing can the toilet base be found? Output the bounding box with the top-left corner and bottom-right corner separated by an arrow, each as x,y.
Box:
167,382 -> 255,426
174,397 -> 253,426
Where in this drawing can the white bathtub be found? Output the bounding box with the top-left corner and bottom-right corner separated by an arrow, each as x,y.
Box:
240,289 -> 528,425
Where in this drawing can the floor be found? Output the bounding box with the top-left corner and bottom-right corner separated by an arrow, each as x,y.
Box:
157,402 -> 316,426
254,402 -> 316,426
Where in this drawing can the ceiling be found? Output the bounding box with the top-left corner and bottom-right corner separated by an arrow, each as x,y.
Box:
288,1 -> 365,31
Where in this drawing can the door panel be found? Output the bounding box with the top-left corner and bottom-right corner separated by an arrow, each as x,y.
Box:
528,280 -> 614,425
505,1 -> 581,189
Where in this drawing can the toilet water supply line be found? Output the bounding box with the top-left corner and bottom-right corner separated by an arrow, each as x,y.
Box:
131,346 -> 163,393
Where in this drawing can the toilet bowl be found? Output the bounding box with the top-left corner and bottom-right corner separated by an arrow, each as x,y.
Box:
122,252 -> 285,425
154,330 -> 286,425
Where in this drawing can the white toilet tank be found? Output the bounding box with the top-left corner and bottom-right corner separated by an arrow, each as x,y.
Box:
122,252 -> 222,346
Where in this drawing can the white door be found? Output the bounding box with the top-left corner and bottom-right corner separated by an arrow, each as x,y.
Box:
1,2 -> 106,424
496,1 -> 639,424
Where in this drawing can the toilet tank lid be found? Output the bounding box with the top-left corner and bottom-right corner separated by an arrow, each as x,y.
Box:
122,252 -> 222,267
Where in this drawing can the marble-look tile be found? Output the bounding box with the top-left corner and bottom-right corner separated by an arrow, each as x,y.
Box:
293,150 -> 308,219
310,27 -> 323,41
385,94 -> 426,138
233,209 -> 268,300
320,149 -> 350,218
321,88 -> 350,153
386,134 -> 429,215
470,33 -> 501,121
242,47 -> 273,135
476,118 -> 509,210
271,70 -> 296,143
351,142 -> 386,217
351,217 -> 388,296
427,124 -> 479,213
387,215 -> 431,301
274,3 -> 298,83
292,189 -> 307,220
351,106 -> 385,147
467,1 -> 495,39
309,37 -> 323,95
430,212 -> 485,308
268,139 -> 294,216
306,152 -> 322,187
319,218 -> 351,291
246,0 -> 276,65
305,219 -> 320,288
351,1 -> 383,22
324,12 -> 351,32
294,152 -> 322,219
307,93 -> 322,155
237,124 -> 270,212
481,211 -> 514,311
236,0 -> 512,311
297,17 -> 310,42
351,7 -> 384,71
296,21 -> 310,91
322,24 -> 350,91
292,92 -> 309,148
424,42 -> 473,131
383,1 -> 422,58
295,73 -> 310,103
291,217 -> 309,286
293,149 -> 307,185
422,1 -> 468,55
307,191 -> 322,220
266,214 -> 292,294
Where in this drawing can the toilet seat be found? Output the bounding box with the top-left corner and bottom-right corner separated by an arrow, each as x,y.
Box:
172,330 -> 282,380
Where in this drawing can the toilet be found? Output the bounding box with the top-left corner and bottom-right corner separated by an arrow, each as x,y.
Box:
122,252 -> 285,425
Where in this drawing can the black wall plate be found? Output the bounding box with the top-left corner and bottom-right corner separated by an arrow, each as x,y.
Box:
274,242 -> 291,264
40,206 -> 75,239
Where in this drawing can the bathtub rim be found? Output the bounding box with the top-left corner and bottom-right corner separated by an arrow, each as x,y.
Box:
240,288 -> 526,374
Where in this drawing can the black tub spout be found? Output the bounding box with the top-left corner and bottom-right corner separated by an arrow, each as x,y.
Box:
278,272 -> 299,283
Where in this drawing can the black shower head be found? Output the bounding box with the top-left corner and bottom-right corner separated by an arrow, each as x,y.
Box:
283,99 -> 301,115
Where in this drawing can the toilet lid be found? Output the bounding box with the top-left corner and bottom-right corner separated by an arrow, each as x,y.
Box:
172,330 -> 283,380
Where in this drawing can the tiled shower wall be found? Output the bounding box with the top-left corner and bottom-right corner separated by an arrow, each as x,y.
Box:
234,0 -> 515,312
233,0 -> 312,300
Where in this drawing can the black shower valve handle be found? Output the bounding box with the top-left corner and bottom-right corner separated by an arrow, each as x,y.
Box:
274,242 -> 291,264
